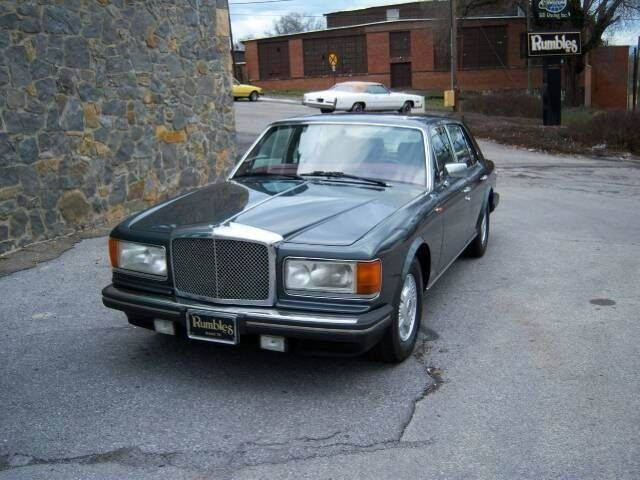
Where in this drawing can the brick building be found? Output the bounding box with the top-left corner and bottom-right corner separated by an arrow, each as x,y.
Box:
244,1 -> 543,93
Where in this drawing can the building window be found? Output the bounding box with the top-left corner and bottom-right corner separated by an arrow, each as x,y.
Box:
433,25 -> 451,72
258,41 -> 290,79
386,8 -> 400,21
303,35 -> 367,77
390,31 -> 411,58
462,26 -> 508,69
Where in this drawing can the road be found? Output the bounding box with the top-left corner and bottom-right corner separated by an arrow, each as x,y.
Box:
1,100 -> 639,479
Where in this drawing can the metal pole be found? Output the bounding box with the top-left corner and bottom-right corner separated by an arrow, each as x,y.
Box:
450,0 -> 458,111
526,3 -> 531,94
633,36 -> 639,112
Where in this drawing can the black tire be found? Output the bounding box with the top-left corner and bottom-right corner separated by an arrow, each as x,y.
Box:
372,259 -> 423,363
249,91 -> 259,102
351,102 -> 365,112
467,204 -> 489,257
320,108 -> 333,114
233,97 -> 238,101
399,101 -> 412,114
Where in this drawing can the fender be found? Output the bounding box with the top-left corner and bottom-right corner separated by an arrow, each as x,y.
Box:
400,236 -> 427,286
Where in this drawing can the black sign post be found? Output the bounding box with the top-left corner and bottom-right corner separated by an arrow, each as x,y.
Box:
526,31 -> 582,126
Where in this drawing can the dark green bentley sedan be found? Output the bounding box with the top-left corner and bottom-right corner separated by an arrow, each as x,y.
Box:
102,114 -> 499,363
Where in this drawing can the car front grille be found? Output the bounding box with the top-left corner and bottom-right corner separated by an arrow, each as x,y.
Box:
171,237 -> 271,304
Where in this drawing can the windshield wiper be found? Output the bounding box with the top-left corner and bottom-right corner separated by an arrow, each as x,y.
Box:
300,171 -> 388,187
233,172 -> 304,181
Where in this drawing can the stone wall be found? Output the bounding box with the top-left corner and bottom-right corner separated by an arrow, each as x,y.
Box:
0,0 -> 235,255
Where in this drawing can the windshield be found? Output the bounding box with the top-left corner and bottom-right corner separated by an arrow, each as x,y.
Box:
234,124 -> 427,186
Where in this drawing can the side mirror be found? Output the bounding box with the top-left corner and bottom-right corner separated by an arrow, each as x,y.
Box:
445,163 -> 467,176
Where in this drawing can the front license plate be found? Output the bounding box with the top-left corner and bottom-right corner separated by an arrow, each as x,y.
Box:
186,310 -> 238,345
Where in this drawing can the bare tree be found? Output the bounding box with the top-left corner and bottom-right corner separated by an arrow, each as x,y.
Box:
267,13 -> 325,36
560,0 -> 640,105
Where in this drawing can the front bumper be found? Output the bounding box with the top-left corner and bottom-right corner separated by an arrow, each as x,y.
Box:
302,99 -> 336,110
102,284 -> 392,348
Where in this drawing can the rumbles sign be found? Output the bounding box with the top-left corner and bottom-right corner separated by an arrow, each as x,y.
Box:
527,32 -> 582,57
535,0 -> 571,19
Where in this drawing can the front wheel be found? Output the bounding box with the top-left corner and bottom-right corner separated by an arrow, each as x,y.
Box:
467,204 -> 489,257
320,108 -> 333,114
372,259 -> 423,363
350,102 -> 365,112
249,91 -> 259,102
398,101 -> 412,114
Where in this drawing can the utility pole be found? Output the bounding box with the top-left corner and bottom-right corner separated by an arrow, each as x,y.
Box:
450,0 -> 458,111
526,2 -> 531,94
633,36 -> 639,112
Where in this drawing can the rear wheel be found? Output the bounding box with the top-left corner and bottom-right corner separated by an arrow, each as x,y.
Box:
467,204 -> 489,257
351,102 -> 365,112
399,101 -> 412,114
372,259 -> 423,363
249,91 -> 259,102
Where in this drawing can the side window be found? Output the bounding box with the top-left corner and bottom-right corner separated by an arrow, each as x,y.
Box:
244,126 -> 294,170
429,126 -> 454,182
367,85 -> 389,94
446,124 -> 475,167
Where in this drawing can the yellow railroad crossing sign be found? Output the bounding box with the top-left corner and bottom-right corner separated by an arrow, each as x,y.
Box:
328,52 -> 339,67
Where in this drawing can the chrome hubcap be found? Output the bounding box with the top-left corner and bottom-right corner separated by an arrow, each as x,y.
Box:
398,273 -> 418,342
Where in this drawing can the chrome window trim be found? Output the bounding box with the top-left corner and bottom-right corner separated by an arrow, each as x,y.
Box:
444,123 -> 477,167
170,223 -> 283,307
282,256 -> 381,301
229,121 -> 434,193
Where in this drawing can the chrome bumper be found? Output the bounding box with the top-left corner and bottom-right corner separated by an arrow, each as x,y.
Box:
102,284 -> 392,344
302,99 -> 336,110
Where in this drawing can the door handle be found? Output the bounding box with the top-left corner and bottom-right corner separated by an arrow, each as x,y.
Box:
463,186 -> 472,193
435,206 -> 444,214
465,196 -> 471,201
480,175 -> 488,181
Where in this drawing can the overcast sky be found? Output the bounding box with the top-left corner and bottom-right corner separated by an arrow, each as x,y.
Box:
229,0 -> 638,46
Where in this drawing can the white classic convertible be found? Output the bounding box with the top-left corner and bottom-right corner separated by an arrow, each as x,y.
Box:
302,81 -> 424,114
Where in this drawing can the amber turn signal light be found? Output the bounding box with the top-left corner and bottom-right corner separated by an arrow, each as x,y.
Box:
108,237 -> 119,268
356,260 -> 382,295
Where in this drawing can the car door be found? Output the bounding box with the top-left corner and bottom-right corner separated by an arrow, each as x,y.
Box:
365,85 -> 392,110
429,126 -> 471,271
445,124 -> 485,240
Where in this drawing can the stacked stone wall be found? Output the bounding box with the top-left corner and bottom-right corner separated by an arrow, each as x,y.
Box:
0,0 -> 235,255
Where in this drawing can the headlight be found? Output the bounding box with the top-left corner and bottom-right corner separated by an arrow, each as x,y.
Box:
109,238 -> 167,277
284,258 -> 381,296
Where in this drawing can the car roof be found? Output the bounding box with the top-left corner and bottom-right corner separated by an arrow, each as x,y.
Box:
270,113 -> 458,130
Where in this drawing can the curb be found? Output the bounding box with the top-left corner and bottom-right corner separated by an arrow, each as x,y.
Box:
259,96 -> 303,105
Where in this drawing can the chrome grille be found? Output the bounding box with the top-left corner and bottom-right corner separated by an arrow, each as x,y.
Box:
171,237 -> 271,303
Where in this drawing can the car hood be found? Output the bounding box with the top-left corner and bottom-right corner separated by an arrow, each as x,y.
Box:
126,179 -> 422,246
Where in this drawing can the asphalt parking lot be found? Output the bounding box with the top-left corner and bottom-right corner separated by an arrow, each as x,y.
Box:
1,100 -> 639,479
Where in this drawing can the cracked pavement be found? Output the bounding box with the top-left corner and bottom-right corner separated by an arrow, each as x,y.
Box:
1,102 -> 639,479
